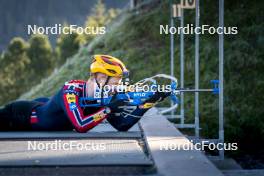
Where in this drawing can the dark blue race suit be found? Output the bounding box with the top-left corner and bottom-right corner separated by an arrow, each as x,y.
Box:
0,80 -> 153,132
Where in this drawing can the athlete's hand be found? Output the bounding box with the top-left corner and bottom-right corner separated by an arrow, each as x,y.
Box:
107,94 -> 128,111
145,91 -> 171,103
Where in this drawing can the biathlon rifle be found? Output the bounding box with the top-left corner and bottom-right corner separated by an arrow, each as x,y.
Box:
79,74 -> 219,112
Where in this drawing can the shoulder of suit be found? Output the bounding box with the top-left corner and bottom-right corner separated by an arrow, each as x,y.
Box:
64,80 -> 86,87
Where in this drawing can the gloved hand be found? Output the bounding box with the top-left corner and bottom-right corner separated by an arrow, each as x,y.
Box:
107,94 -> 128,111
144,91 -> 171,103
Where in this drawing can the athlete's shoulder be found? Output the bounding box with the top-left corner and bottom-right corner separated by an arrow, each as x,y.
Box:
64,80 -> 86,88
67,80 -> 86,84
63,79 -> 86,95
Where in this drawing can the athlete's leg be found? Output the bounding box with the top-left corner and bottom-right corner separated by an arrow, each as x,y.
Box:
34,97 -> 50,103
0,101 -> 41,131
0,103 -> 13,130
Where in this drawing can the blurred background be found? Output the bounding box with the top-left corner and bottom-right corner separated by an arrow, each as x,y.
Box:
0,0 -> 128,50
0,0 -> 263,170
0,0 -> 128,103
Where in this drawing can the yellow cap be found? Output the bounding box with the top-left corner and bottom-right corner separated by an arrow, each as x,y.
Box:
90,55 -> 129,77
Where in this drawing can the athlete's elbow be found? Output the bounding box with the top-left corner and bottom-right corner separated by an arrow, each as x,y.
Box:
75,128 -> 86,133
114,124 -> 133,132
118,127 -> 129,132
75,126 -> 90,133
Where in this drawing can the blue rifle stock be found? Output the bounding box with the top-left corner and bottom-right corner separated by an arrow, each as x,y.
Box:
79,80 -> 219,108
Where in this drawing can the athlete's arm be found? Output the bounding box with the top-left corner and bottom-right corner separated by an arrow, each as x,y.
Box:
106,103 -> 152,131
107,91 -> 170,131
61,81 -> 109,133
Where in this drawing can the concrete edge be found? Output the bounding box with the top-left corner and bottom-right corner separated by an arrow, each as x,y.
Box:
0,131 -> 142,139
140,108 -> 224,176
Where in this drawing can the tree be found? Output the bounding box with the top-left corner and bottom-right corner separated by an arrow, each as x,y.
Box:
0,35 -> 56,105
0,37 -> 31,104
2,37 -> 29,65
27,34 -> 54,79
55,31 -> 85,66
84,0 -> 120,40
54,1 -> 120,67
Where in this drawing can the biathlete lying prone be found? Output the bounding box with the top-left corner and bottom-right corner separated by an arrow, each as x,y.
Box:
0,55 -> 169,132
